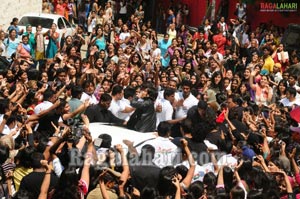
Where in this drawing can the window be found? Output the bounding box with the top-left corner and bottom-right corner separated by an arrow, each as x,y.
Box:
62,17 -> 71,28
57,18 -> 65,29
18,17 -> 53,29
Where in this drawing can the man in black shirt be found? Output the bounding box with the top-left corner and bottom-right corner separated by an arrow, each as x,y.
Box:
18,152 -> 58,199
128,144 -> 161,192
85,93 -> 126,125
187,100 -> 216,129
130,84 -> 157,132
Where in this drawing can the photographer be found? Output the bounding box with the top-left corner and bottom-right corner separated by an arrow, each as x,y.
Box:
157,138 -> 195,198
38,129 -> 94,199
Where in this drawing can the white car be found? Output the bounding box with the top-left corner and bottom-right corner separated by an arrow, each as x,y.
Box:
89,123 -> 156,148
18,13 -> 75,45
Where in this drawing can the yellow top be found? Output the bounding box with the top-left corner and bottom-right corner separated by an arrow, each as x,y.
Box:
262,55 -> 274,73
13,167 -> 33,191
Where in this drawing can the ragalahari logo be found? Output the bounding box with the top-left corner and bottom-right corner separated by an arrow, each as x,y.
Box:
260,2 -> 298,12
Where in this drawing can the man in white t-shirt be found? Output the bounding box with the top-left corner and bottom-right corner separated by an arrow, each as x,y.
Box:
155,88 -> 184,128
34,90 -> 55,115
80,80 -> 99,105
109,85 -> 135,121
280,87 -> 300,107
155,88 -> 175,127
175,80 -> 198,119
136,121 -> 180,168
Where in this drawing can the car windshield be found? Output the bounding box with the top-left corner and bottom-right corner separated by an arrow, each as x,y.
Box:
18,16 -> 54,29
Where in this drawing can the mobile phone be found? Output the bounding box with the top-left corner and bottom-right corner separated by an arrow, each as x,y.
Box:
58,126 -> 64,137
252,156 -> 258,162
94,138 -> 103,148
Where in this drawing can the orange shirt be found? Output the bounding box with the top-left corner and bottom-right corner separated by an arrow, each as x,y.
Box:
17,44 -> 31,59
56,4 -> 65,16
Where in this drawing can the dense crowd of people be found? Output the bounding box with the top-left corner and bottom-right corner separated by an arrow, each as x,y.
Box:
0,0 -> 300,198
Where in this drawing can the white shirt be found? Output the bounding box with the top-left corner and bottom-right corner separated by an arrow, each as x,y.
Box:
87,17 -> 96,33
109,98 -> 133,121
136,136 -> 180,168
34,101 -> 53,115
119,32 -> 130,49
204,25 -> 211,36
176,160 -> 215,182
2,125 -> 12,135
105,7 -> 113,21
167,29 -> 177,40
274,72 -> 283,84
280,97 -> 300,107
157,90 -> 180,101
119,2 -> 127,14
0,42 -> 6,57
151,48 -> 161,61
205,51 -> 223,61
217,154 -> 238,170
80,92 -> 98,105
175,93 -> 198,119
155,98 -> 173,127
241,32 -> 249,46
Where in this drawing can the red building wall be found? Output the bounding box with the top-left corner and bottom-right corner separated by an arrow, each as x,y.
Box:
178,0 -> 300,28
181,0 -> 207,27
227,0 -> 300,29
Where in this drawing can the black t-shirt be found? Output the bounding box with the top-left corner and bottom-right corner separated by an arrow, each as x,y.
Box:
185,137 -> 209,165
37,110 -> 61,137
130,164 -> 161,192
19,171 -> 59,199
85,104 -> 125,125
187,105 -> 216,128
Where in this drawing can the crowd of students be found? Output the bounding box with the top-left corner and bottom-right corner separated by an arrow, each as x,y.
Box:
1,0 -> 300,198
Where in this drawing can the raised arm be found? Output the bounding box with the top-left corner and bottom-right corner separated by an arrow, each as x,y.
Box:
115,144 -> 130,198
249,70 -> 257,90
181,139 -> 195,188
217,166 -> 224,187
27,99 -> 61,121
38,160 -> 53,199
80,130 -> 94,188
62,99 -> 90,121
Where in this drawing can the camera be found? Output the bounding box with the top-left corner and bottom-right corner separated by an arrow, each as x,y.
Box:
67,118 -> 84,140
252,156 -> 259,162
94,138 -> 103,148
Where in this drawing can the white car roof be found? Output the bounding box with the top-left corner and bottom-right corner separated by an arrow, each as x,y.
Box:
20,13 -> 63,20
89,123 -> 156,148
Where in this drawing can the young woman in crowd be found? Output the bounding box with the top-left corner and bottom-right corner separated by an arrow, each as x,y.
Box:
45,23 -> 59,59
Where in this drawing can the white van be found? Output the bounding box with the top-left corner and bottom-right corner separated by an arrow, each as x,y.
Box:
18,13 -> 75,45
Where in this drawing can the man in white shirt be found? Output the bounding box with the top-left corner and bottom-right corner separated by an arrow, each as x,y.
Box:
80,80 -> 99,105
175,80 -> 198,119
205,43 -> 223,61
280,87 -> 300,107
288,74 -> 300,94
157,78 -> 180,101
155,88 -> 175,127
109,85 -> 135,121
155,88 -> 184,128
136,121 -> 180,168
34,90 -> 55,115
